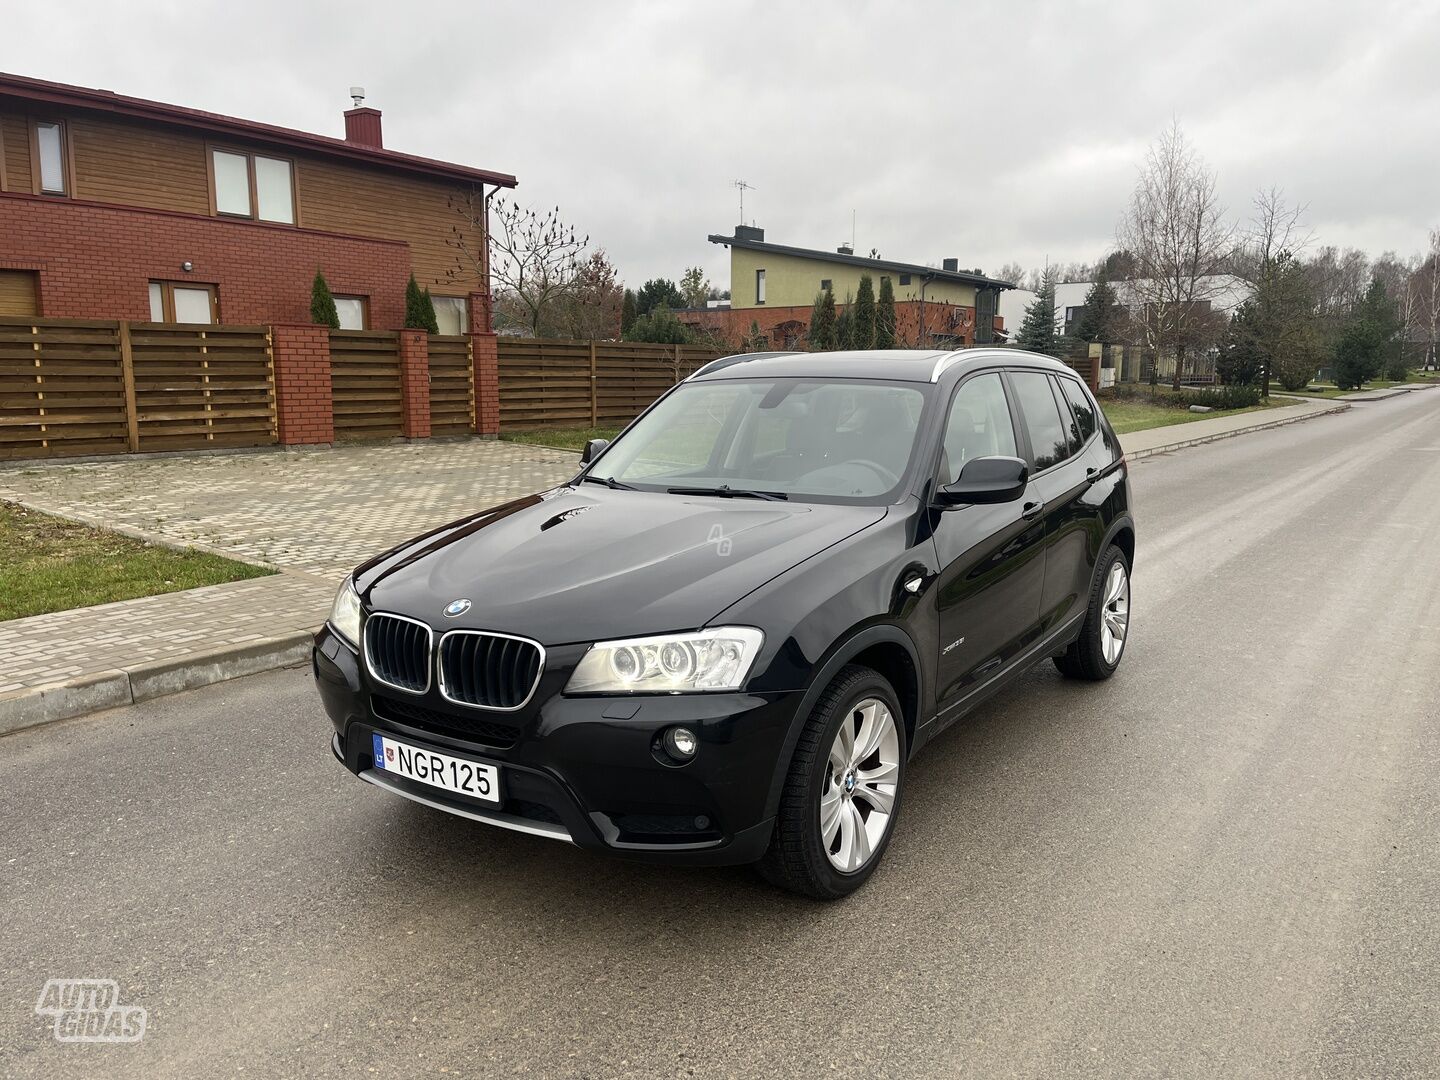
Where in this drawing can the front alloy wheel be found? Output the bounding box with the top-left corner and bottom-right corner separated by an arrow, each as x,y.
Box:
757,665 -> 907,900
820,698 -> 900,873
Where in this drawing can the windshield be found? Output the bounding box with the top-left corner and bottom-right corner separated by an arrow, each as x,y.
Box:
588,378 -> 931,503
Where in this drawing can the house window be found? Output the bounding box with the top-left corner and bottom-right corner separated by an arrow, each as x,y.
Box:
210,148 -> 295,224
334,296 -> 368,330
820,279 -> 832,292
898,274 -> 911,286
432,295 -> 468,335
149,281 -> 218,324
755,269 -> 766,304
33,120 -> 69,195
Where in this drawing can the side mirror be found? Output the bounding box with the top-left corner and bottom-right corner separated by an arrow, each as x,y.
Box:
580,438 -> 609,465
936,455 -> 1029,507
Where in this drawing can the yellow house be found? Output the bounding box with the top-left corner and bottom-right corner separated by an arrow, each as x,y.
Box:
708,226 -> 1014,344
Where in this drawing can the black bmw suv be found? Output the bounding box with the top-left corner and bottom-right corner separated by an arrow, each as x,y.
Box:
314,348 -> 1134,899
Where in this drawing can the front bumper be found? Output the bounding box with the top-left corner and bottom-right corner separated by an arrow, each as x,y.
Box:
313,625 -> 798,866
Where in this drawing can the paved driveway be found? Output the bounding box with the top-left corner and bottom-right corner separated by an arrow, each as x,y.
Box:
0,441 -> 578,579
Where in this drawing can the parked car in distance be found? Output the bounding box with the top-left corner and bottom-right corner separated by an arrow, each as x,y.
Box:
313,348 -> 1135,898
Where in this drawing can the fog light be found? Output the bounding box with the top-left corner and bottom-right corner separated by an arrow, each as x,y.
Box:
663,727 -> 698,760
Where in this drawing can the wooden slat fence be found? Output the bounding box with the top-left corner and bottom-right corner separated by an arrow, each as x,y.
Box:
497,338 -> 723,431
1,317 -> 276,459
0,317 -> 129,459
329,329 -> 403,439
127,323 -> 276,451
428,335 -> 474,436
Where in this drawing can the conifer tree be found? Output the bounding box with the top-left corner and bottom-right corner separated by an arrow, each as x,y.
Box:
875,276 -> 897,348
1017,267 -> 1060,355
809,287 -> 838,351
852,275 -> 877,350
309,269 -> 340,329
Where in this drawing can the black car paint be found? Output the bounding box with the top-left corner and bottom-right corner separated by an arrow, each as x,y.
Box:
314,349 -> 1134,866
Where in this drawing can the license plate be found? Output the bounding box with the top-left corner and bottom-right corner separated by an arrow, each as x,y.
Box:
371,733 -> 501,805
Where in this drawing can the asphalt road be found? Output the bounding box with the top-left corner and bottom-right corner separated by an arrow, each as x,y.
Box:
4,390 -> 1438,1079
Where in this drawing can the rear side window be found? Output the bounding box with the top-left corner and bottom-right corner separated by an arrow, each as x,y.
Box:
940,372 -> 1018,484
1008,370 -> 1070,471
1058,376 -> 1098,446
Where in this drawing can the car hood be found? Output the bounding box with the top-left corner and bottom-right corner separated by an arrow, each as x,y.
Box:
357,485 -> 886,645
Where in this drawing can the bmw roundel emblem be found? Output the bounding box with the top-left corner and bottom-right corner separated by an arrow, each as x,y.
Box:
443,598 -> 472,618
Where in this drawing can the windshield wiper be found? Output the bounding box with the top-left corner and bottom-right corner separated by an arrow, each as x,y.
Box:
666,484 -> 789,501
581,474 -> 637,491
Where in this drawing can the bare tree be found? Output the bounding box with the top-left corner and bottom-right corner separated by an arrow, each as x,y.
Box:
1235,188 -> 1315,396
447,192 -> 590,337
1421,229 -> 1440,370
1116,123 -> 1236,389
1374,251 -> 1423,369
996,261 -> 1028,287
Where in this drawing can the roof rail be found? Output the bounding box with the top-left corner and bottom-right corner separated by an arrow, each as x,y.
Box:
688,351 -> 801,379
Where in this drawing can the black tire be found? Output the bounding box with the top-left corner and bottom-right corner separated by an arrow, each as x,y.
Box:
1055,543 -> 1130,681
756,665 -> 907,900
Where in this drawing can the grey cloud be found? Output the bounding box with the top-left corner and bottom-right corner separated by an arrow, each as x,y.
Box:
5,0 -> 1437,289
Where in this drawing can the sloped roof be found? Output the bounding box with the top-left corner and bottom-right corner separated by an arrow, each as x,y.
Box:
0,71 -> 516,189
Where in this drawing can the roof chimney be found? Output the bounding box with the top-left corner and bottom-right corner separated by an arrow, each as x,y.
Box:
942,258 -> 959,272
344,87 -> 383,149
837,243 -> 854,255
734,224 -> 765,243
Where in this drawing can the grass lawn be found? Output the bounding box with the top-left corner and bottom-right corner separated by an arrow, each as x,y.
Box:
501,427 -> 619,452
0,500 -> 274,622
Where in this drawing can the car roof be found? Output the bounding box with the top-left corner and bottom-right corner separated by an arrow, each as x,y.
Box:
688,348 -> 1075,384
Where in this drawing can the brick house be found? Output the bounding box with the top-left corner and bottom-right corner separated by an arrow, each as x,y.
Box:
681,226 -> 1014,348
0,72 -> 515,334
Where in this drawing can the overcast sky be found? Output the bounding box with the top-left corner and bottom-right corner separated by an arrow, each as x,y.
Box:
6,0 -> 1439,290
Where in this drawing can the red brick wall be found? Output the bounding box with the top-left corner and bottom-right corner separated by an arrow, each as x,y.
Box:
0,192 -> 419,329
272,324 -> 334,445
397,328 -> 431,439
471,332 -> 499,437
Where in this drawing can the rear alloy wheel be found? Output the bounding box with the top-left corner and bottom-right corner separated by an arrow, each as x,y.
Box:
1055,544 -> 1130,681
757,665 -> 906,900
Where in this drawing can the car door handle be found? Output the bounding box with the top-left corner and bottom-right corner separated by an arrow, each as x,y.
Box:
1021,501 -> 1043,521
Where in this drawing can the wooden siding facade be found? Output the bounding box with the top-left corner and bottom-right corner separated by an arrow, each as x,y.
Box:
0,100 -> 486,313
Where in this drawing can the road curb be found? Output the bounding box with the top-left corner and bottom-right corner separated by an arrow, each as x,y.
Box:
0,630 -> 315,736
1124,402 -> 1350,461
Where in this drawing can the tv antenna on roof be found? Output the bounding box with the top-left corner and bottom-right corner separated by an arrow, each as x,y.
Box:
733,180 -> 756,224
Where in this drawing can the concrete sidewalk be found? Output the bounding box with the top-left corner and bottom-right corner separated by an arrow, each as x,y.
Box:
1118,396 -> 1347,458
0,397 -> 1353,731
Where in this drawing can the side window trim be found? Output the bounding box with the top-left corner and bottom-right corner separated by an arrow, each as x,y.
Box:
1056,374 -> 1099,452
1004,367 -> 1082,474
1049,374 -> 1084,459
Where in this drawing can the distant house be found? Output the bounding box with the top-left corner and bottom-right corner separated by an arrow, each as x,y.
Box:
1001,275 -> 1251,383
0,72 -> 516,333
680,226 -> 1014,348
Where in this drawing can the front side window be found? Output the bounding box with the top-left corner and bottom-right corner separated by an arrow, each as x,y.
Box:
755,269 -> 766,304
591,378 -> 930,504
432,296 -> 468,335
34,120 -> 67,195
939,372 -> 1018,485
334,296 -> 367,330
211,148 -> 294,224
149,281 -> 217,324
1008,370 -> 1070,471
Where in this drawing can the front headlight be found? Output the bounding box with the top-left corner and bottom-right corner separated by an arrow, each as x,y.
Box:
328,577 -> 362,648
566,627 -> 764,694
